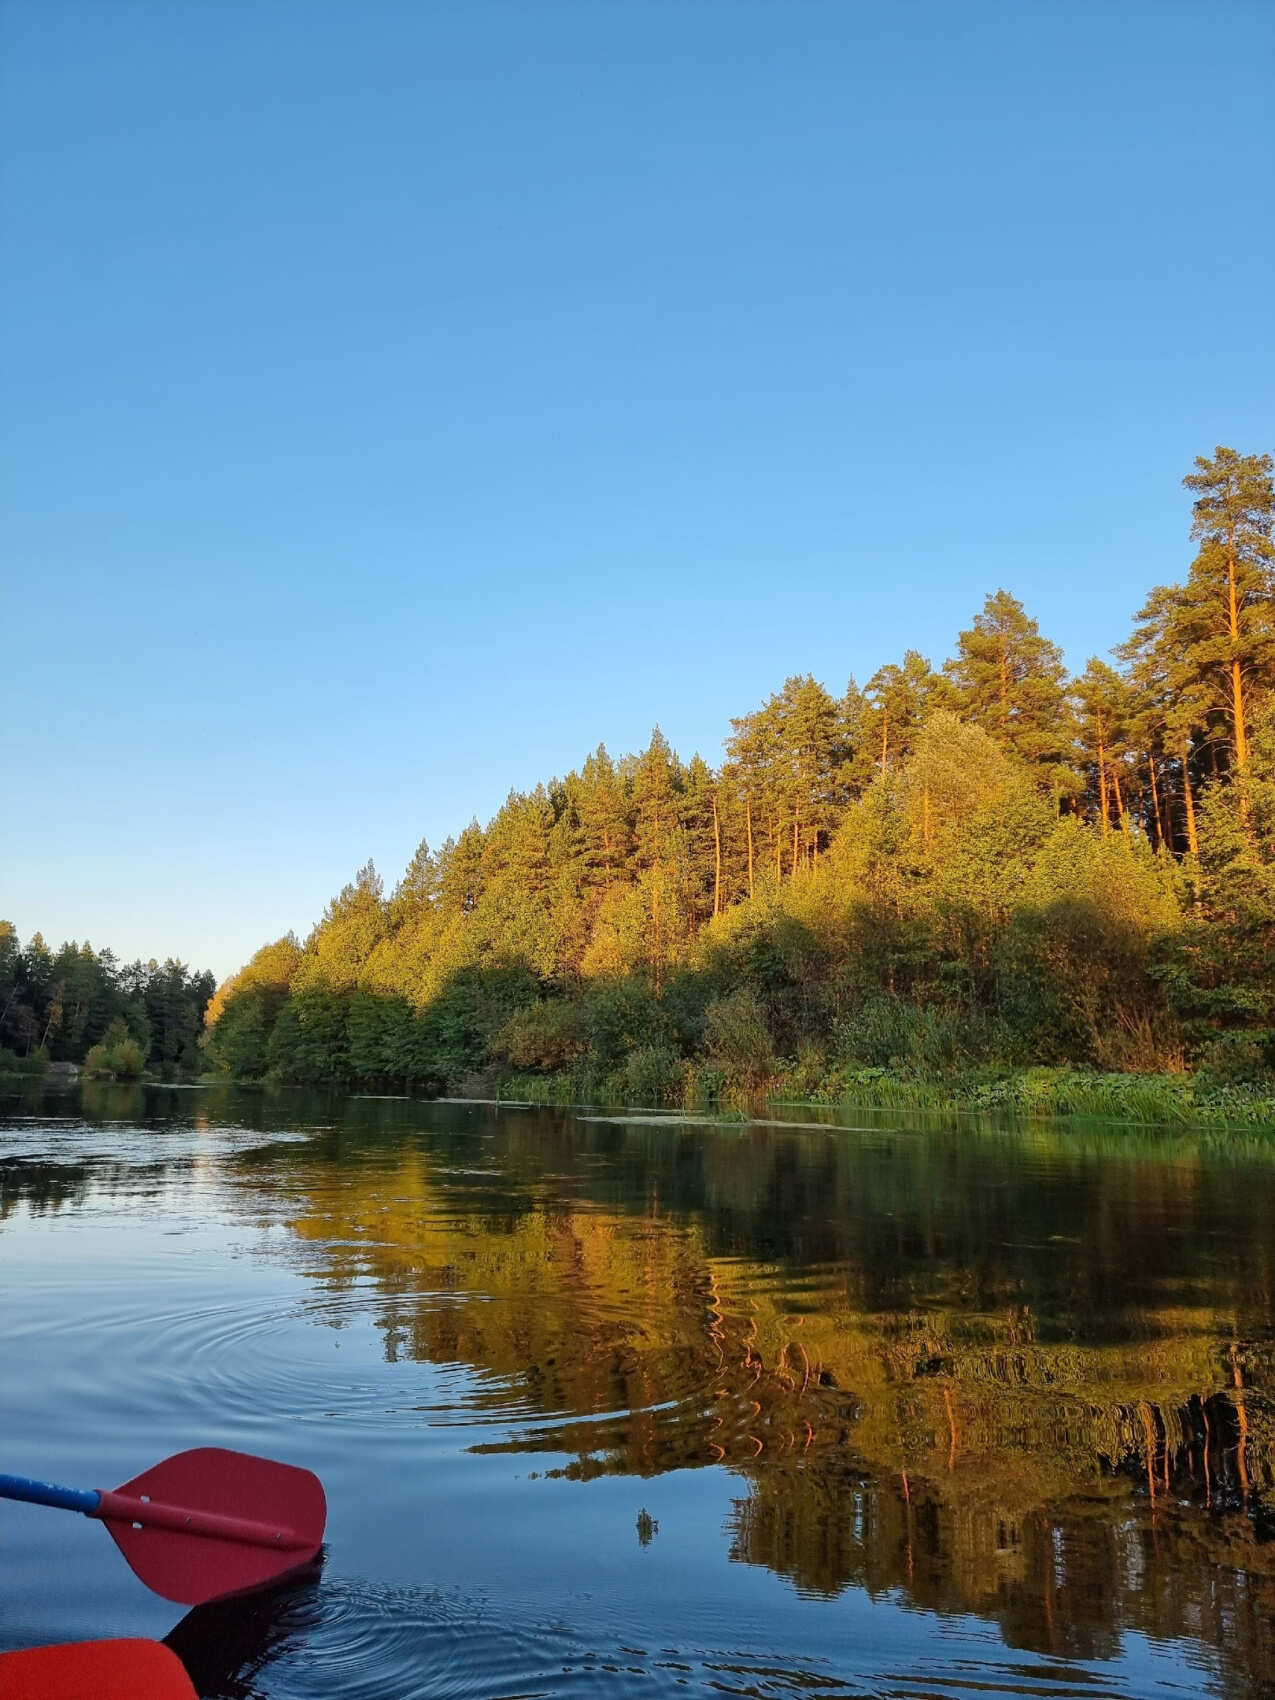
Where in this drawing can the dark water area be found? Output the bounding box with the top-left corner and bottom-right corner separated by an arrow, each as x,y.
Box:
2,1086 -> 1274,1697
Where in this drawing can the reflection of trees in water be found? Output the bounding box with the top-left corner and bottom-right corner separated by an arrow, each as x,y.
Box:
235,1103 -> 1275,1689
0,1152 -> 155,1219
0,1081 -> 178,1219
0,1155 -> 97,1218
732,1461 -> 1275,1674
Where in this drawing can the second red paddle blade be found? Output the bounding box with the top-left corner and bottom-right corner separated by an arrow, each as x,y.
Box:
0,1638 -> 196,1700
102,1446 -> 326,1606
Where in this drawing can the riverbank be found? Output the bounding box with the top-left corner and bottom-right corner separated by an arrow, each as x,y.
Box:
21,1053 -> 1269,1134
494,1062 -> 1275,1130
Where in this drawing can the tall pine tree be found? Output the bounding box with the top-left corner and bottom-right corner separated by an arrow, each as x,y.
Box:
1176,446 -> 1275,779
947,591 -> 1079,797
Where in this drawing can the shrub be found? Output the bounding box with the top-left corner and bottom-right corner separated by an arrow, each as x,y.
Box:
494,1000 -> 585,1071
619,1044 -> 683,1106
0,1046 -> 49,1078
704,988 -> 775,1088
111,1037 -> 144,1079
581,978 -> 669,1069
1194,1031 -> 1272,1088
83,1022 -> 145,1080
836,995 -> 971,1073
781,1042 -> 830,1100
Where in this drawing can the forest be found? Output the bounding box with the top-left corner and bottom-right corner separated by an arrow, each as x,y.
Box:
0,923 -> 214,1081
202,445 -> 1275,1116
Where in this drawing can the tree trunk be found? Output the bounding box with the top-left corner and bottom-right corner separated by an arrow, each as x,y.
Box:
650,877 -> 662,998
880,710 -> 889,775
1097,724 -> 1109,834
1232,657 -> 1249,770
712,794 -> 722,918
746,797 -> 755,901
1181,739 -> 1199,857
1148,757 -> 1165,851
1111,762 -> 1125,822
1226,528 -> 1249,772
791,813 -> 800,878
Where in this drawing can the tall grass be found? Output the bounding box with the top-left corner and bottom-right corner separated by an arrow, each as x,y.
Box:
497,1044 -> 1275,1132
779,1063 -> 1275,1129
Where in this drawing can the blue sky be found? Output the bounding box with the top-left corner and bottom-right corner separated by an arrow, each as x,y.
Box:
3,1 -> 1272,980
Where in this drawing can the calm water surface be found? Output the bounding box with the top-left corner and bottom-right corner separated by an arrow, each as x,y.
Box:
2,1086 -> 1273,1698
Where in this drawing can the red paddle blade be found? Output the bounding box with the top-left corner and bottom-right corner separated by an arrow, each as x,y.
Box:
98,1446 -> 326,1606
0,1638 -> 196,1700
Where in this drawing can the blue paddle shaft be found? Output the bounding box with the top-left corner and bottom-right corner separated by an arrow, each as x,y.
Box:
0,1473 -> 100,1515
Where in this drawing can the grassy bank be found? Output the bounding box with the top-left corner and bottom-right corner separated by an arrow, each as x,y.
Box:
0,1047 -> 49,1080
493,1061 -> 1275,1130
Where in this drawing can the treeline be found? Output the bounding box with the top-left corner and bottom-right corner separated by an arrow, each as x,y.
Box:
207,446 -> 1275,1104
0,923 -> 215,1080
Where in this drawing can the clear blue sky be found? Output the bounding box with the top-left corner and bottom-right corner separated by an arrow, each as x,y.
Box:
3,1 -> 1272,981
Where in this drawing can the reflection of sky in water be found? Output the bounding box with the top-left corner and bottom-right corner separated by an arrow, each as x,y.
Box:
1,1084 -> 1272,1698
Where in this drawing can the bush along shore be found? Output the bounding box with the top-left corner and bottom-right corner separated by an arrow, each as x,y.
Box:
493,1059 -> 1275,1129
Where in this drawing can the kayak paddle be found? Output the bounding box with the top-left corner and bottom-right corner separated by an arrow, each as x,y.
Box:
0,1638 -> 197,1699
0,1447 -> 326,1606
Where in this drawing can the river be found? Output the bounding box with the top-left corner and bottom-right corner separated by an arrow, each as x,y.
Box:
1,1085 -> 1272,1696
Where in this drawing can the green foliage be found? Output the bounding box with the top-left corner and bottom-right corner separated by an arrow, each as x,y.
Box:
1151,703 -> 1275,1065
618,1044 -> 684,1106
494,1000 -> 585,1072
83,1018 -> 145,1080
945,590 -> 1080,794
1177,446 -> 1275,768
704,988 -> 774,1086
797,1064 -> 1275,1129
0,1045 -> 49,1078
838,996 -> 981,1073
0,921 -> 213,1075
863,650 -> 957,776
418,967 -> 539,1088
1073,657 -> 1136,830
215,987 -> 272,1079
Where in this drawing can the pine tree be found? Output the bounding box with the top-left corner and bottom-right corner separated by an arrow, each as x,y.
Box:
573,746 -> 631,894
629,729 -> 683,989
295,860 -> 388,993
772,674 -> 845,871
1073,659 -> 1134,833
1121,584 -> 1215,854
438,824 -> 486,917
679,753 -> 723,922
630,729 -> 681,873
391,840 -> 443,921
1177,446 -> 1275,778
864,650 -> 956,776
724,711 -> 767,900
946,591 -> 1079,795
0,922 -> 21,1046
